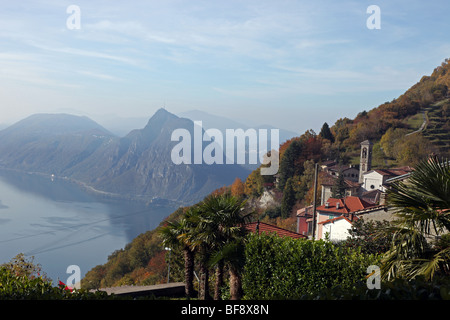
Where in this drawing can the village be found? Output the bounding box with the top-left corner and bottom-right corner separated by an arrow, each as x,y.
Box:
247,139 -> 416,242
295,139 -> 414,242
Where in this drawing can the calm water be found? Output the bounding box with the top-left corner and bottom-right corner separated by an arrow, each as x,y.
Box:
0,170 -> 177,283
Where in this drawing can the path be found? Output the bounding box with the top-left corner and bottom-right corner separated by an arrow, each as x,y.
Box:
405,109 -> 428,136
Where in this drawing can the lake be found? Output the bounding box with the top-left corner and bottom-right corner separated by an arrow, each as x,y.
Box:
0,169 -> 178,283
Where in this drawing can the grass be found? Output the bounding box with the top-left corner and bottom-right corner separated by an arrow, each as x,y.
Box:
421,99 -> 450,157
405,112 -> 425,131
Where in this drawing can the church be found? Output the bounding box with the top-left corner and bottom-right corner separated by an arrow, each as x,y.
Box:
320,139 -> 413,206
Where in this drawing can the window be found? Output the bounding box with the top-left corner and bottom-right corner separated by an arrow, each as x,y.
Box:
370,185 -> 375,189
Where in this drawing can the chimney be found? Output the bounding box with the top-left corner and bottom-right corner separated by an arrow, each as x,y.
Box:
325,202 -> 329,208
336,202 -> 340,209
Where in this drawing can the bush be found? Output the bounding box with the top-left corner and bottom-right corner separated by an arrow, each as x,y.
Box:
301,276 -> 450,300
242,233 -> 380,299
0,267 -> 111,300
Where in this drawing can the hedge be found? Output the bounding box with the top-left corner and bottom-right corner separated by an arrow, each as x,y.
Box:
242,233 -> 380,299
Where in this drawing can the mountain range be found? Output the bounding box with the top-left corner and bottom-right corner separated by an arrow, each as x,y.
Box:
0,109 -> 251,205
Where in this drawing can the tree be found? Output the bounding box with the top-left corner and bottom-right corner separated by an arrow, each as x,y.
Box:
331,171 -> 347,199
281,178 -> 297,218
230,178 -> 245,198
319,122 -> 334,143
341,218 -> 393,254
159,208 -> 197,298
1,253 -> 50,282
380,156 -> 450,281
244,168 -> 264,197
210,239 -> 246,300
195,194 -> 250,300
278,139 -> 303,190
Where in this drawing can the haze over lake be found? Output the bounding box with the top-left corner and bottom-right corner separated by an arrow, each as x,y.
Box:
0,169 -> 177,283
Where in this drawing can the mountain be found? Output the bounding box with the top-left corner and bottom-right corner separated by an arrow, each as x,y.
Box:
179,109 -> 298,144
0,113 -> 115,174
0,110 -> 250,204
178,109 -> 298,171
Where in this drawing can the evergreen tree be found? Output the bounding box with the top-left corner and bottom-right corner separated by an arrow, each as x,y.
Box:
278,139 -> 303,190
319,122 -> 334,143
281,178 -> 297,218
331,171 -> 347,199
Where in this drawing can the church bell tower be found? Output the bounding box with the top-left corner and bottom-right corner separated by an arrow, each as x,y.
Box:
359,140 -> 373,184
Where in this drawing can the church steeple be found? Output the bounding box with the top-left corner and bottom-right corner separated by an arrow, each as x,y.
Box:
359,140 -> 373,184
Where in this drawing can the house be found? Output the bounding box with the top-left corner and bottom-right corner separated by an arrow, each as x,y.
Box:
245,221 -> 306,239
323,164 -> 359,182
320,172 -> 361,205
320,160 -> 337,171
360,189 -> 384,205
315,196 -> 377,240
353,205 -> 395,223
318,215 -> 358,242
296,205 -> 313,236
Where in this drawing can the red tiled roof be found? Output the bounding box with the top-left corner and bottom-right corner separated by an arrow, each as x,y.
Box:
317,196 -> 376,214
245,222 -> 306,239
318,215 -> 358,225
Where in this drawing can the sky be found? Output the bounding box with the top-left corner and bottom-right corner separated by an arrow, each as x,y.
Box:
0,0 -> 449,134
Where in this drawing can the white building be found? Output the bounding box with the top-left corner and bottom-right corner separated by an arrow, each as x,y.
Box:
318,215 -> 354,242
361,167 -> 413,192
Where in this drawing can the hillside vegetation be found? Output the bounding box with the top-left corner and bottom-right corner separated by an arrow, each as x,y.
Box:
81,58 -> 450,291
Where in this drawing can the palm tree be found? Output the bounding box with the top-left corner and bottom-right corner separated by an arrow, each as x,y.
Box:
159,208 -> 198,298
381,156 -> 450,280
195,193 -> 251,300
210,238 -> 247,300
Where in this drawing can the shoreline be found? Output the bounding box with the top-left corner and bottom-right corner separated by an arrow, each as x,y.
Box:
0,166 -> 184,208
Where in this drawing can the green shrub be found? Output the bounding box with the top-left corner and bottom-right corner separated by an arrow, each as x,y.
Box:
242,233 -> 380,299
301,276 -> 450,300
0,267 -> 111,300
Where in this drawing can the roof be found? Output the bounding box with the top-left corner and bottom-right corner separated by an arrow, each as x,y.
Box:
326,164 -> 358,173
317,196 -> 376,214
318,215 -> 358,225
321,172 -> 360,188
353,204 -> 387,215
367,166 -> 414,177
360,189 -> 382,204
321,160 -> 337,167
296,205 -> 313,217
245,222 -> 306,239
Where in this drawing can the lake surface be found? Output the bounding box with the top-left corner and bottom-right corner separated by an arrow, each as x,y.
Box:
0,170 -> 177,283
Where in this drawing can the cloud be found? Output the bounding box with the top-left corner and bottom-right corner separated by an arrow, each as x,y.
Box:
76,70 -> 120,81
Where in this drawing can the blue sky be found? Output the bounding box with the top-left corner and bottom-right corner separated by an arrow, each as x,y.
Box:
0,0 -> 449,134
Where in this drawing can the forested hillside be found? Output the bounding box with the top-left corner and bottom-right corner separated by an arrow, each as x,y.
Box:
81,58 -> 450,290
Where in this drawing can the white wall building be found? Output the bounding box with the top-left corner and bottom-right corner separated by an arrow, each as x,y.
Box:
318,216 -> 354,242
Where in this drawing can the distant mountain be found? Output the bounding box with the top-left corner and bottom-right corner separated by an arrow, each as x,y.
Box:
178,109 -> 298,170
0,110 -> 250,204
91,114 -> 150,137
0,113 -> 115,175
179,109 -> 298,144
